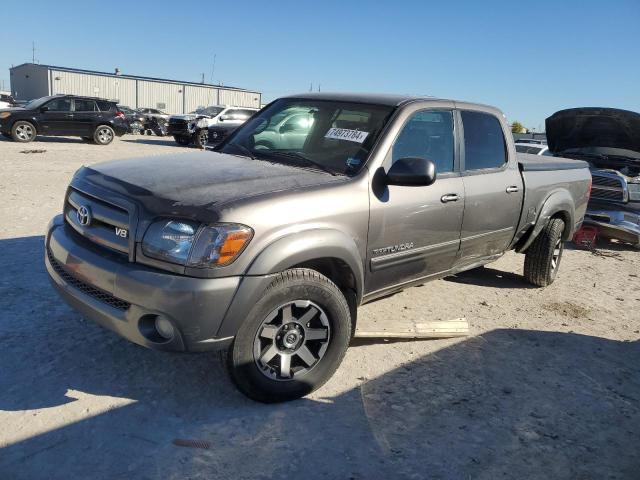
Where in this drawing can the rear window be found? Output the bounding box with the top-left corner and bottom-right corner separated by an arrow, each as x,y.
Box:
461,110 -> 507,170
96,101 -> 115,112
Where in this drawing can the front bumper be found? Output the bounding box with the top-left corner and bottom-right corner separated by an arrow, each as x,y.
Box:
45,215 -> 241,351
584,206 -> 640,246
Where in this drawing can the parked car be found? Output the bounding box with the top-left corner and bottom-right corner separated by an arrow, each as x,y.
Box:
117,105 -> 145,134
45,93 -> 590,403
515,142 -> 552,156
0,93 -> 17,109
0,94 -> 128,144
546,107 -> 640,247
137,107 -> 169,121
168,106 -> 258,147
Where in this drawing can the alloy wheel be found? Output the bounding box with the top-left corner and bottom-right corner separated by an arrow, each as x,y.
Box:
16,124 -> 34,141
97,127 -> 113,144
551,238 -> 563,271
253,300 -> 330,381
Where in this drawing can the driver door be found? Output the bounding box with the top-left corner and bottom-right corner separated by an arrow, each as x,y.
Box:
366,107 -> 464,295
40,98 -> 74,135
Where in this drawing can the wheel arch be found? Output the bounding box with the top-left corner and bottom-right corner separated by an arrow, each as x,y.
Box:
216,229 -> 364,338
517,190 -> 575,253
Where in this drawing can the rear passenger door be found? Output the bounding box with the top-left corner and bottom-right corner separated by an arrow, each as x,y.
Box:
72,99 -> 99,136
457,109 -> 523,264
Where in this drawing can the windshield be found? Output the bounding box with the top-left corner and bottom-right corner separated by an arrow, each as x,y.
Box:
23,96 -> 54,109
219,99 -> 395,175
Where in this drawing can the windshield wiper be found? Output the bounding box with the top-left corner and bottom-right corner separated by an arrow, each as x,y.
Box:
265,150 -> 340,176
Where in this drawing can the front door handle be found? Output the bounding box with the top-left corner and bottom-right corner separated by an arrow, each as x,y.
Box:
506,186 -> 519,193
65,114 -> 74,118
441,193 -> 459,203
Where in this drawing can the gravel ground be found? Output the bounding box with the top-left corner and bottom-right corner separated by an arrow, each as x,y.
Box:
1,135 -> 639,479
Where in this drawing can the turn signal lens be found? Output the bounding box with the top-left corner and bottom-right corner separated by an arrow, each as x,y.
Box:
188,224 -> 253,268
0,112 -> 11,119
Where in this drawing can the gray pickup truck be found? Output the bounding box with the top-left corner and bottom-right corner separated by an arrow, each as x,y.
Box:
46,93 -> 591,402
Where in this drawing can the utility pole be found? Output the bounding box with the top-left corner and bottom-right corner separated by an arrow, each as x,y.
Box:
32,41 -> 35,63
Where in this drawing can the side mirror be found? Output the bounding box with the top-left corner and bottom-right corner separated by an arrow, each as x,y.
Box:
39,106 -> 49,113
219,115 -> 229,122
387,157 -> 436,186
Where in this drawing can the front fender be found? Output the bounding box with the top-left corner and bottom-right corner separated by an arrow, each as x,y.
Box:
246,228 -> 364,299
518,190 -> 576,253
215,229 -> 365,338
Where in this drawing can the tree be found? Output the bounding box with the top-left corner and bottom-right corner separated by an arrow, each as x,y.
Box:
511,121 -> 526,133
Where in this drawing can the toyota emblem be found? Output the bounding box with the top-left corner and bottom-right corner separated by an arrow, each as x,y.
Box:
77,205 -> 92,226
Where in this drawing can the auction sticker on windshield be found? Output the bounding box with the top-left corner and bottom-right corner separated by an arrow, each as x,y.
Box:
325,128 -> 369,143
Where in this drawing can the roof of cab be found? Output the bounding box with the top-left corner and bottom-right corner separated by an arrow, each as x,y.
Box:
280,92 -> 505,116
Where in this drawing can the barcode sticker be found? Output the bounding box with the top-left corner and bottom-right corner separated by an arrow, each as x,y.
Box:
324,128 -> 369,143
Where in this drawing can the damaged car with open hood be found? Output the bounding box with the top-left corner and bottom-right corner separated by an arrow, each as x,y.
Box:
546,107 -> 640,247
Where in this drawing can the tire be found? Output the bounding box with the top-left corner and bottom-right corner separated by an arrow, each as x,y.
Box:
93,125 -> 115,145
524,218 -> 565,287
228,268 -> 352,403
174,135 -> 191,146
11,121 -> 36,142
194,129 -> 208,148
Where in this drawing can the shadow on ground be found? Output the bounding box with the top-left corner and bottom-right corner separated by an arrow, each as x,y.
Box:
1,236 -> 639,479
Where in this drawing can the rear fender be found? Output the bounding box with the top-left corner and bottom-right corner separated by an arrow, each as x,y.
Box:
518,190 -> 575,252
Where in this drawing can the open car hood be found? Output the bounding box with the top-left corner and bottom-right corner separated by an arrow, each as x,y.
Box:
546,108 -> 640,156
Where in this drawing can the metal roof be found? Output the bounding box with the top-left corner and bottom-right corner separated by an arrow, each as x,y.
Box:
10,63 -> 259,94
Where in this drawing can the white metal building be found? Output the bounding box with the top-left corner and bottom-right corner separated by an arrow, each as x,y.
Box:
9,63 -> 262,113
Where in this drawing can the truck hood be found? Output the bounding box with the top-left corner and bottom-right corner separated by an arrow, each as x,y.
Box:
546,108 -> 640,156
74,151 -> 344,221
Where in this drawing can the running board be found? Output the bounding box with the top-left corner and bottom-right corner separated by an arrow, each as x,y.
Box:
354,317 -> 469,339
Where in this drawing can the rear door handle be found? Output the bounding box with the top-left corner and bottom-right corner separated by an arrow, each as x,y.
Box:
441,194 -> 459,203
506,186 -> 519,193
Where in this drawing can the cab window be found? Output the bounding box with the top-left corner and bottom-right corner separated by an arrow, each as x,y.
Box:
461,110 -> 507,170
392,110 -> 455,173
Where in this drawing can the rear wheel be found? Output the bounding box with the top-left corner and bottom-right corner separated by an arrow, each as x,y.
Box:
228,269 -> 352,403
11,121 -> 36,142
524,218 -> 565,287
93,125 -> 115,145
174,135 -> 191,146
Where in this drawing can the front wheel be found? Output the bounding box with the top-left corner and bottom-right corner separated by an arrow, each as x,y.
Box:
524,218 -> 565,287
11,121 -> 36,142
194,129 -> 208,148
228,269 -> 352,403
93,125 -> 115,145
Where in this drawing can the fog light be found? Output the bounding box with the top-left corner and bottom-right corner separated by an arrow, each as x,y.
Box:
155,315 -> 175,340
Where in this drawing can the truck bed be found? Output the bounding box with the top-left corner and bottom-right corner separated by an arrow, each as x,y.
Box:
517,153 -> 589,171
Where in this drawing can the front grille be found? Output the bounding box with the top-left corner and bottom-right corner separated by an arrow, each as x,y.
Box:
169,118 -> 188,126
591,173 -> 626,202
592,176 -> 623,188
64,189 -> 131,256
48,249 -> 131,311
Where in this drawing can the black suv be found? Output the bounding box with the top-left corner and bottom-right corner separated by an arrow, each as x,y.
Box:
0,94 -> 128,145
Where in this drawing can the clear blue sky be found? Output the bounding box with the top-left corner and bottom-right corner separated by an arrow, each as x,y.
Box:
1,0 -> 638,129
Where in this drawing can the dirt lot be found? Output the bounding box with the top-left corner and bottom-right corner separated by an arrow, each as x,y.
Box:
1,135 -> 639,479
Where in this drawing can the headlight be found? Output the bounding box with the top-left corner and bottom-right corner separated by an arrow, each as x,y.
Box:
628,182 -> 640,202
0,112 -> 11,119
142,219 -> 252,267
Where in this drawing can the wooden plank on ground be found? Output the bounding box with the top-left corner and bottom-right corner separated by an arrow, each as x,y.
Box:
354,317 -> 469,339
